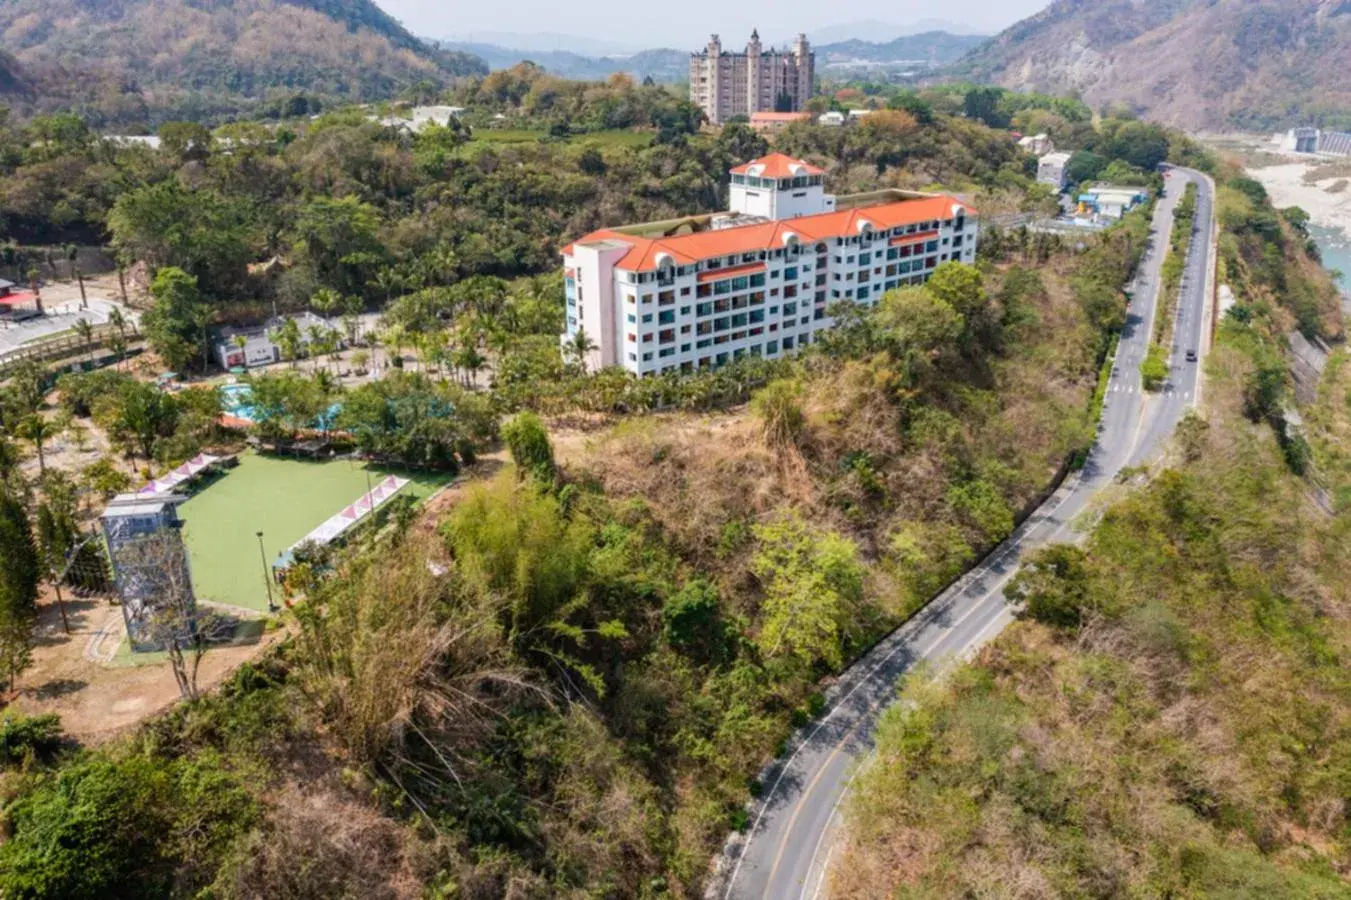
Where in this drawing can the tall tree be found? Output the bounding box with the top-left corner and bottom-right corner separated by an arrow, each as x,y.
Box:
142,268 -> 211,372
0,490 -> 40,692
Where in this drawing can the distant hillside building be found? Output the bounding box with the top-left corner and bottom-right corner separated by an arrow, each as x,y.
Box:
1281,127 -> 1351,157
749,111 -> 811,132
1018,133 -> 1055,156
560,152 -> 977,376
690,31 -> 814,126
1076,185 -> 1149,221
1037,152 -> 1073,190
214,312 -> 341,370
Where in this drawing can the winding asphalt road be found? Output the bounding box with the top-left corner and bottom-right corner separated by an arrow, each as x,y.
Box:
716,167 -> 1216,900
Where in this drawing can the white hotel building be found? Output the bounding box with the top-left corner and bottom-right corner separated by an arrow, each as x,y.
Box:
561,153 -> 977,375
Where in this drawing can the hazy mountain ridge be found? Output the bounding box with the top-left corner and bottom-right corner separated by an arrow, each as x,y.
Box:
441,42 -> 689,83
818,32 -> 988,68
956,0 -> 1351,130
0,0 -> 487,126
443,31 -> 986,83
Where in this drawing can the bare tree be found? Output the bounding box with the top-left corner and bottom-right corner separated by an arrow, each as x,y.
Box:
111,532 -> 230,699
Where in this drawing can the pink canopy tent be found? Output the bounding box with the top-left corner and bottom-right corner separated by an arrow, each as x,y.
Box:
280,475 -> 409,562
137,453 -> 222,495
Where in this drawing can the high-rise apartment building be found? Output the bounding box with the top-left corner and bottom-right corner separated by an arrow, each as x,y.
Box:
690,31 -> 814,126
561,153 -> 978,376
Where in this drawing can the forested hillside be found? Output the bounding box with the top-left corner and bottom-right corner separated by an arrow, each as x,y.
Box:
956,0 -> 1351,131
832,160 -> 1351,896
0,0 -> 485,127
0,80 -> 1219,897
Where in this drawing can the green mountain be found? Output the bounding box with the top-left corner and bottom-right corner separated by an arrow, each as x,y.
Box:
0,0 -> 486,127
817,31 -> 989,72
956,0 -> 1351,130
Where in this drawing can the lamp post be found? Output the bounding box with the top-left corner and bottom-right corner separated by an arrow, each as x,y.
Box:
256,531 -> 276,613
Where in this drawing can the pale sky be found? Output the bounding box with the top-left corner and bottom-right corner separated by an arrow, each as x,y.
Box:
379,0 -> 1054,48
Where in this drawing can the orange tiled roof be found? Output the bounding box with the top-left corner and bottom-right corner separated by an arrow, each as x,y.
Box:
729,152 -> 825,178
749,112 -> 811,122
563,195 -> 970,273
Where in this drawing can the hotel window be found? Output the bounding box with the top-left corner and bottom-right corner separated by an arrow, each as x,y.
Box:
659,329 -> 675,344
642,352 -> 653,361
783,336 -> 795,350
767,340 -> 779,354
783,302 -> 797,316
784,285 -> 797,298
783,266 -> 798,280
714,298 -> 731,313
627,333 -> 637,343
857,253 -> 870,266
641,313 -> 652,323
731,313 -> 748,328
626,314 -> 636,323
714,280 -> 731,296
658,310 -> 675,325
696,284 -> 712,298
696,302 -> 712,317
749,273 -> 766,287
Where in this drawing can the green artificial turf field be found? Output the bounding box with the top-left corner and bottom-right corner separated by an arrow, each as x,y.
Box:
177,452 -> 452,611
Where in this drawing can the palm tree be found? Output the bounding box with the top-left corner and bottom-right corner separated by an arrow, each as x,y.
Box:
270,318 -> 302,368
18,415 -> 58,475
370,268 -> 402,305
564,328 -> 599,372
455,345 -> 486,388
115,253 -> 130,304
342,294 -> 364,345
108,306 -> 128,340
311,287 -> 341,320
65,244 -> 86,309
73,317 -> 94,356
384,324 -> 407,368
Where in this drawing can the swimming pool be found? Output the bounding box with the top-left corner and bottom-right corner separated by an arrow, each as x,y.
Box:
221,382 -> 341,429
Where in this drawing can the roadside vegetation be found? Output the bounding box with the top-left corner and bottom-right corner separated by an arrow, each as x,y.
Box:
832,154 -> 1351,898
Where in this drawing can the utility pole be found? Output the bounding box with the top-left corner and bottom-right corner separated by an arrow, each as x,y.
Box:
256,531 -> 276,612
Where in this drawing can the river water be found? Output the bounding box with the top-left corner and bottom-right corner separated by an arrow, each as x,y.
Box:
1309,223 -> 1351,317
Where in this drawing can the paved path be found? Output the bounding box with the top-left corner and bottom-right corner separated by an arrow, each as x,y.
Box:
714,167 -> 1217,900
